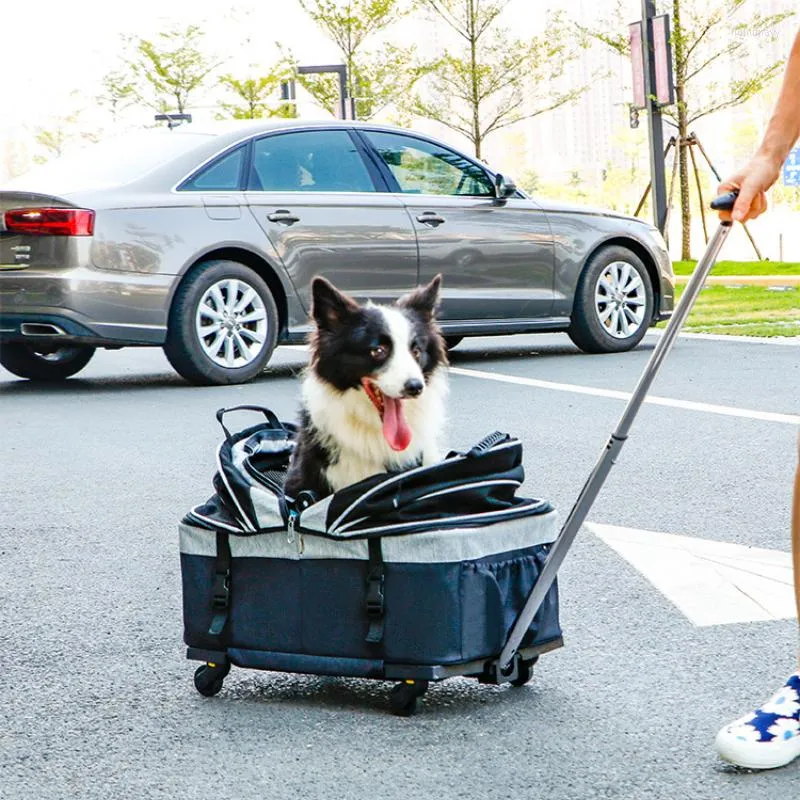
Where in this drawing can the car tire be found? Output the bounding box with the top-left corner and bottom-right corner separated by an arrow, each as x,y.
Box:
0,343 -> 95,380
567,246 -> 654,354
164,260 -> 279,386
444,335 -> 463,350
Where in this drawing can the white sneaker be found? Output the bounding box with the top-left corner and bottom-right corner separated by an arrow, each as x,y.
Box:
714,673 -> 800,770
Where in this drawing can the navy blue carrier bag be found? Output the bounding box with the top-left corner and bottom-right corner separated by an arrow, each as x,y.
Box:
180,405 -> 562,714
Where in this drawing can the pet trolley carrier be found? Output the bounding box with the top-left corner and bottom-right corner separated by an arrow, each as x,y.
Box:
180,416 -> 564,715
179,193 -> 739,715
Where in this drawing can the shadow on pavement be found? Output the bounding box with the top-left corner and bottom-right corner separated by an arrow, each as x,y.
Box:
448,340 -> 655,366
0,339 -> 656,396
207,670 -> 549,718
0,363 -> 304,396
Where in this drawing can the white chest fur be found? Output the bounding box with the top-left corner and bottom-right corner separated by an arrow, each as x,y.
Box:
302,369 -> 448,491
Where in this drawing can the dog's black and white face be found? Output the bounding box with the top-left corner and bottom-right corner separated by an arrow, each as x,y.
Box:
309,275 -> 447,453
283,275 -> 448,499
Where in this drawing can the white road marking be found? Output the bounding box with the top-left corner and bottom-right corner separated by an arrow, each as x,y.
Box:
281,343 -> 799,424
588,522 -> 796,626
449,366 -> 800,426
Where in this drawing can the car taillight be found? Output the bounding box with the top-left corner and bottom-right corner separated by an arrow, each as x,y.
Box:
4,208 -> 95,236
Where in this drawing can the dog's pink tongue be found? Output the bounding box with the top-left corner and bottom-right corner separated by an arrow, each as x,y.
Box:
382,396 -> 412,451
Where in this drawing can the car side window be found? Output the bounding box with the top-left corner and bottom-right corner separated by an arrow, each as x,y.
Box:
364,131 -> 494,197
249,130 -> 376,192
180,145 -> 245,191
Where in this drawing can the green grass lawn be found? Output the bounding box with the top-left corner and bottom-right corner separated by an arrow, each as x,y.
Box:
659,284 -> 800,337
672,259 -> 800,276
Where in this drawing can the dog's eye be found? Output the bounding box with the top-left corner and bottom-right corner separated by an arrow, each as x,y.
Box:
370,345 -> 388,361
411,345 -> 422,361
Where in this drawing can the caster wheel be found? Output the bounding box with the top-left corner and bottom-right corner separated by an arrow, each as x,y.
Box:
194,662 -> 230,697
389,680 -> 429,717
509,657 -> 538,687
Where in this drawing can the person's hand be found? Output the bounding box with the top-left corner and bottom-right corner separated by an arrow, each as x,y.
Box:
716,153 -> 782,222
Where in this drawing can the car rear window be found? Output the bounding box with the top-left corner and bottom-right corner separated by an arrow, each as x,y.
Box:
179,145 -> 246,191
3,131 -> 217,193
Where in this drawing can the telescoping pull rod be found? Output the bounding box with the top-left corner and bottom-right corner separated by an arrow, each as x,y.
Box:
496,191 -> 740,677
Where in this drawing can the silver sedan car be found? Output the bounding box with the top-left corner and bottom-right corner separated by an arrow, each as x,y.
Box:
0,120 -> 673,384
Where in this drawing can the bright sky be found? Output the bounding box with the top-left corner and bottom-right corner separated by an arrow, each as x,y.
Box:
4,0 -> 560,129
5,0 -> 337,126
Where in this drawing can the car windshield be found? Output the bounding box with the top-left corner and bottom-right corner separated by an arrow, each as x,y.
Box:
3,131 -> 218,194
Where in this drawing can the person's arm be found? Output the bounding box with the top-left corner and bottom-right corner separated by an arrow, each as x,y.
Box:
718,29 -> 800,221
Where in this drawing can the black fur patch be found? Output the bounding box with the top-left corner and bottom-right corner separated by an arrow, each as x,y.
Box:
398,274 -> 446,377
284,409 -> 334,499
311,305 -> 395,391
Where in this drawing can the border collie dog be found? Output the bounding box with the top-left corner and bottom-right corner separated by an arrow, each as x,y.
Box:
284,275 -> 448,500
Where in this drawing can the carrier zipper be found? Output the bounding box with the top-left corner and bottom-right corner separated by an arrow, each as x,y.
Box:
287,511 -> 305,557
331,501 -> 551,538
292,497 -> 552,541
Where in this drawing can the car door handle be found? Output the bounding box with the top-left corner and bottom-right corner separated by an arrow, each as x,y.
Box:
267,209 -> 300,224
416,212 -> 445,226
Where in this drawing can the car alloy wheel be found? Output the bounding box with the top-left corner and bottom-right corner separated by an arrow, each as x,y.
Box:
567,245 -> 654,354
594,260 -> 647,340
195,278 -> 269,368
164,259 -> 279,385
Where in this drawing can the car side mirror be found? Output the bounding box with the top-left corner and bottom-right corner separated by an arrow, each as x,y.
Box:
494,173 -> 517,202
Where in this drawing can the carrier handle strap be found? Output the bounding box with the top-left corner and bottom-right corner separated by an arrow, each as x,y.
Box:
208,531 -> 232,638
215,406 -> 284,442
364,537 -> 385,644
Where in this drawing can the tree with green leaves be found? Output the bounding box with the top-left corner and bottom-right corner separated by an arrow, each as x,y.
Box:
124,24 -> 222,116
580,0 -> 793,259
33,125 -> 71,163
296,0 -> 428,120
410,1 -> 586,160
218,64 -> 297,119
97,70 -> 139,123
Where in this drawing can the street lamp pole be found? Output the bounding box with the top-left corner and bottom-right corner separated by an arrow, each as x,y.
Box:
641,0 -> 668,233
296,64 -> 353,120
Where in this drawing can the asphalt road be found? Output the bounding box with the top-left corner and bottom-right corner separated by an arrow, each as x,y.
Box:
2,331 -> 798,800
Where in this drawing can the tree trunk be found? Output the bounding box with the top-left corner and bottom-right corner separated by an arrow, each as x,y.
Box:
469,0 -> 481,159
677,98 -> 691,260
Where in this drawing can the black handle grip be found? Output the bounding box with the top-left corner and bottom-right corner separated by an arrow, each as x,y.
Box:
467,430 -> 511,457
215,405 -> 283,442
710,189 -> 739,211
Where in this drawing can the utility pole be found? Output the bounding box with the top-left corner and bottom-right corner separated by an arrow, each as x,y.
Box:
641,0 -> 668,233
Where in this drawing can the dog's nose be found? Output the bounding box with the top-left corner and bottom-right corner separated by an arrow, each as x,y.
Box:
403,379 -> 424,398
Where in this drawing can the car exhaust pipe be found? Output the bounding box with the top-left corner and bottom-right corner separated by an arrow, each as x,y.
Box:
20,322 -> 67,336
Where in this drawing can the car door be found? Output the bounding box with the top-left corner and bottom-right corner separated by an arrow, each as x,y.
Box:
359,129 -> 555,321
245,127 -> 419,309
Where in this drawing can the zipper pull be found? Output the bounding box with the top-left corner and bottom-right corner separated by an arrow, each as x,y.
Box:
287,511 -> 297,544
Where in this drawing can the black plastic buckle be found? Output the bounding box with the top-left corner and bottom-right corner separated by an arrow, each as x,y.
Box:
212,570 -> 230,610
365,574 -> 385,618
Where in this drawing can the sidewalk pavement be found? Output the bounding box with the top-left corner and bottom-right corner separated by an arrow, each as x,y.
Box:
674,274 -> 800,286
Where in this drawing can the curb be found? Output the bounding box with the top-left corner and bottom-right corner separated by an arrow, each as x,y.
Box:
674,275 -> 800,286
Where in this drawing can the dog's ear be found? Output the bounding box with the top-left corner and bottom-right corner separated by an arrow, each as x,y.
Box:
311,276 -> 360,330
398,274 -> 442,320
